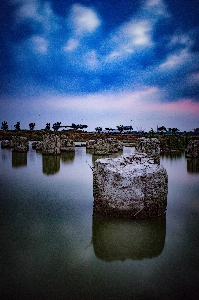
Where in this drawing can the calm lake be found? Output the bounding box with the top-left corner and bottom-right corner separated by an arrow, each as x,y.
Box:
1,143 -> 199,300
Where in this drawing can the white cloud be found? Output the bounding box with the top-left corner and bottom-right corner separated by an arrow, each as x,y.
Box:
69,4 -> 101,35
159,49 -> 192,69
169,33 -> 193,48
15,0 -> 59,32
63,39 -> 79,52
30,36 -> 48,53
83,50 -> 99,69
104,20 -> 152,63
145,0 -> 170,18
122,20 -> 152,46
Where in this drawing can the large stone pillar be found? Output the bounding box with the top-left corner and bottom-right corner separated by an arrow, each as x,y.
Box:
11,136 -> 29,152
93,153 -> 168,219
42,134 -> 61,155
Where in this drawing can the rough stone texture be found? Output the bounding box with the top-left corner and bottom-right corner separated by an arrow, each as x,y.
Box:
61,139 -> 75,152
42,134 -> 61,155
92,138 -> 123,155
135,137 -> 160,164
86,140 -> 96,149
32,141 -> 43,150
92,215 -> 166,261
185,140 -> 199,158
93,153 -> 168,219
86,138 -> 123,154
1,140 -> 11,148
11,136 -> 29,152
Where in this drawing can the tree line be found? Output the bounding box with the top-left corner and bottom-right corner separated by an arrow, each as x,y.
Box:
1,121 -> 199,135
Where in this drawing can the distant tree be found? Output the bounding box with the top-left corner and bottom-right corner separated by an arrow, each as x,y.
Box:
123,125 -> 133,131
193,128 -> 199,135
1,121 -> 9,130
149,128 -> 156,137
171,128 -> 179,135
105,127 -> 114,132
95,127 -> 102,133
52,122 -> 61,131
76,124 -> 88,130
45,123 -> 50,130
158,126 -> 167,134
117,125 -> 124,133
14,121 -> 21,130
29,122 -> 35,130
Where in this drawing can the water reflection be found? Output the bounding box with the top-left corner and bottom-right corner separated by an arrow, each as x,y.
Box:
92,214 -> 166,261
61,152 -> 75,163
187,158 -> 199,173
42,155 -> 60,175
12,152 -> 27,168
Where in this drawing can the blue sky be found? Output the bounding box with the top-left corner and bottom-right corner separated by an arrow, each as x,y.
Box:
1,0 -> 199,131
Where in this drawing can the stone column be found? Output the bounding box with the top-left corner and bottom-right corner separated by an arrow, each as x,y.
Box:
42,134 -> 61,155
135,137 -> 160,164
11,136 -> 29,152
93,153 -> 168,219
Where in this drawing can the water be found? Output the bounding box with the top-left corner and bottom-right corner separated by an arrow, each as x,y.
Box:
1,144 -> 199,300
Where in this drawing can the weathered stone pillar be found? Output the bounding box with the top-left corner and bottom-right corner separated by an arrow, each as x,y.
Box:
94,139 -> 109,155
42,134 -> 61,155
185,140 -> 199,158
11,136 -> 29,152
93,153 -> 168,219
1,140 -> 11,148
135,137 -> 160,164
61,139 -> 75,152
86,140 -> 96,149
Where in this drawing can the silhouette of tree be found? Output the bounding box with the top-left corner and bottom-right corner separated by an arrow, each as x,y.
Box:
52,122 -> 61,131
14,122 -> 21,130
29,123 -> 35,130
45,123 -> 50,130
1,121 -> 9,130
95,127 -> 102,133
117,125 -> 124,133
158,126 -> 167,134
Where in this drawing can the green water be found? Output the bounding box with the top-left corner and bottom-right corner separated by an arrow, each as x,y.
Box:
1,144 -> 199,299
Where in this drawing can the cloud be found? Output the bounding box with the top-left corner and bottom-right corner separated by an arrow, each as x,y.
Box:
63,39 -> 79,52
159,49 -> 193,69
15,0 -> 59,33
69,4 -> 101,35
30,35 -> 48,53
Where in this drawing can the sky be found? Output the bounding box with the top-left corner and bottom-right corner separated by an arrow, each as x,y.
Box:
0,0 -> 199,132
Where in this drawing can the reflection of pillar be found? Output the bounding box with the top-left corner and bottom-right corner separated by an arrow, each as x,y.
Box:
12,152 -> 27,168
92,214 -> 166,261
42,155 -> 60,175
187,158 -> 199,173
61,152 -> 75,163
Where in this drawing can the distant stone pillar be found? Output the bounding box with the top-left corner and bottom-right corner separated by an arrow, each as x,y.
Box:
11,136 -> 29,152
94,139 -> 109,155
42,134 -> 61,155
135,137 -> 160,164
185,140 -> 199,158
86,140 -> 96,149
61,139 -> 75,152
1,140 -> 11,148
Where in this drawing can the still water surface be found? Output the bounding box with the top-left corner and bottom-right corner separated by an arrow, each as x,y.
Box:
1,144 -> 199,300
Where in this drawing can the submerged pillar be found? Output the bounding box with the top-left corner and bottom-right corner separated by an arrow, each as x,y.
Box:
93,153 -> 168,219
42,134 -> 61,155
